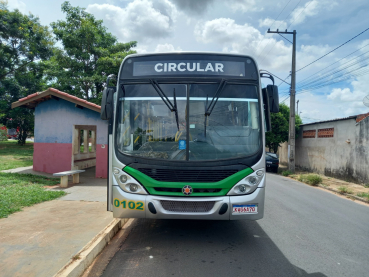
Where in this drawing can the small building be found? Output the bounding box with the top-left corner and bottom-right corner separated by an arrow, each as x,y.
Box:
279,113 -> 369,184
12,88 -> 108,178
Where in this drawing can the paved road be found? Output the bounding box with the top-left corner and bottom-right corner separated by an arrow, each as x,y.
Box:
99,173 -> 369,277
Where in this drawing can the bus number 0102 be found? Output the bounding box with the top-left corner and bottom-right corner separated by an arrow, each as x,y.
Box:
114,199 -> 144,211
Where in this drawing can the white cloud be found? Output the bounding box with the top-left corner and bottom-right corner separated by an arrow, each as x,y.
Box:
227,0 -> 262,13
86,0 -> 177,42
133,46 -> 148,54
259,0 -> 337,31
155,43 -> 182,52
290,0 -> 337,26
194,18 -> 333,74
327,72 -> 369,116
7,0 -> 26,13
259,18 -> 287,30
290,0 -> 320,25
358,39 -> 369,50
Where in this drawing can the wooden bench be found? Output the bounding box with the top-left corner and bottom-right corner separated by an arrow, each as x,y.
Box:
53,170 -> 85,188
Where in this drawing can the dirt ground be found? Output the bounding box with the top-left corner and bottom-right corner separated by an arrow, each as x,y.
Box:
277,164 -> 369,205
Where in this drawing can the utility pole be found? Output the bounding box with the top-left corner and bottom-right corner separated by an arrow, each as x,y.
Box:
267,29 -> 297,173
297,100 -> 299,115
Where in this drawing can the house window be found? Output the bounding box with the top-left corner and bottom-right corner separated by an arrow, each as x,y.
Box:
303,130 -> 316,138
318,128 -> 334,138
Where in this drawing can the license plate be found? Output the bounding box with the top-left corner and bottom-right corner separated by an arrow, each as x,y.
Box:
266,161 -> 272,164
232,204 -> 258,214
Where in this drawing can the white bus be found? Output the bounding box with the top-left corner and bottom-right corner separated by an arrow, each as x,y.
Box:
101,52 -> 279,220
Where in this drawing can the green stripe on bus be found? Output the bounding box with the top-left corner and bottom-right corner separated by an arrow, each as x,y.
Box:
123,167 -> 254,197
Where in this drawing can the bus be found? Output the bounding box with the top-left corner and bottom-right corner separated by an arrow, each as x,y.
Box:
101,52 -> 279,220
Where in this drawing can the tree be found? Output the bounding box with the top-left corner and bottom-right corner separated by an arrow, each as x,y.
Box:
0,1 -> 54,145
265,103 -> 302,153
0,1 -> 53,81
47,1 -> 136,104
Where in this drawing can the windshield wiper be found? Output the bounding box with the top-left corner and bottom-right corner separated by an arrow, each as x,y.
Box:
205,79 -> 228,117
203,79 -> 228,138
150,80 -> 179,131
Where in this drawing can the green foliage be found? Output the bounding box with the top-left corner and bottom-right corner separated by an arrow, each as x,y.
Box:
0,63 -> 48,145
0,140 -> 33,170
0,2 -> 54,145
0,124 -> 7,141
357,192 -> 369,202
0,173 -> 65,218
337,186 -> 353,194
265,103 -> 302,153
0,2 -> 53,81
47,1 -> 137,104
357,192 -> 369,198
298,174 -> 322,186
282,170 -> 292,176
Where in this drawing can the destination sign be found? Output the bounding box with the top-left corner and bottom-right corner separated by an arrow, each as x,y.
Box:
133,60 -> 246,77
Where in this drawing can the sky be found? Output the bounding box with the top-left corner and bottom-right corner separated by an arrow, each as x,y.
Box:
8,0 -> 369,123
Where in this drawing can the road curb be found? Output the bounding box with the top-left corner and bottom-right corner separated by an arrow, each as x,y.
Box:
320,185 -> 369,204
53,218 -> 129,277
278,173 -> 369,205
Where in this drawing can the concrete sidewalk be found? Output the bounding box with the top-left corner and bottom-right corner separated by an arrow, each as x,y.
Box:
0,167 -> 117,277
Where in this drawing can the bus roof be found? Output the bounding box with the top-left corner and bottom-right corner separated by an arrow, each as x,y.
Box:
119,52 -> 259,81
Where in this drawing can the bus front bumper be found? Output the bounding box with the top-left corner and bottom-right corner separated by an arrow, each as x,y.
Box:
112,186 -> 265,220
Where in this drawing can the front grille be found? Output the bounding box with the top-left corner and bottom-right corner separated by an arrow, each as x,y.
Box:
138,168 -> 238,183
160,200 -> 215,213
155,187 -> 182,192
154,187 -> 221,193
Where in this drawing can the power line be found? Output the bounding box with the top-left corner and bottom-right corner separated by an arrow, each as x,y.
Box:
297,41 -> 369,85
296,26 -> 369,73
260,70 -> 291,85
297,55 -> 369,91
257,0 -> 303,64
278,33 -> 293,44
278,47 -> 369,95
281,95 -> 290,103
290,67 -> 369,96
267,0 -> 294,31
279,27 -> 369,91
286,0 -> 312,30
255,0 -> 294,59
278,74 -> 291,87
297,53 -> 369,90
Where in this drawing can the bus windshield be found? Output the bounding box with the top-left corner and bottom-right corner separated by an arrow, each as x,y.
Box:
116,83 -> 261,161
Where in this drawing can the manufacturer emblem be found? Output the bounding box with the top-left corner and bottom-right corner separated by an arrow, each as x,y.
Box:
182,185 -> 193,196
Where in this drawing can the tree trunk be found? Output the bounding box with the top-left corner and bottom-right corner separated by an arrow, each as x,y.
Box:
17,129 -> 28,146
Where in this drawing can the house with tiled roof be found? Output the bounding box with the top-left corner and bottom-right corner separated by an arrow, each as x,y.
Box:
12,88 -> 108,178
278,112 -> 369,184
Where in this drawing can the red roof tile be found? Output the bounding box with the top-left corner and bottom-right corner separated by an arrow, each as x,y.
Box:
15,88 -> 101,111
356,112 -> 369,123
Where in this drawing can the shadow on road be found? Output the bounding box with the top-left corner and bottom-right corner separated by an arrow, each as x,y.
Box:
100,219 -> 326,277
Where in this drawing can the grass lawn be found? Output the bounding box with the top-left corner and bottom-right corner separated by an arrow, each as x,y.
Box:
0,173 -> 66,218
0,140 -> 33,171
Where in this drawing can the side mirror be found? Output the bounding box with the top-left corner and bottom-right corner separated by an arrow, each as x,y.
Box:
267,85 -> 279,113
262,88 -> 272,132
101,87 -> 115,120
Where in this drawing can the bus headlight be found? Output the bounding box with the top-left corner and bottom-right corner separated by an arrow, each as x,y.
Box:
119,175 -> 128,183
127,183 -> 138,192
113,167 -> 147,195
227,169 -> 265,195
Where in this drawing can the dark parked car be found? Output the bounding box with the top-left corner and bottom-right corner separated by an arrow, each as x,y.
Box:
266,152 -> 279,173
